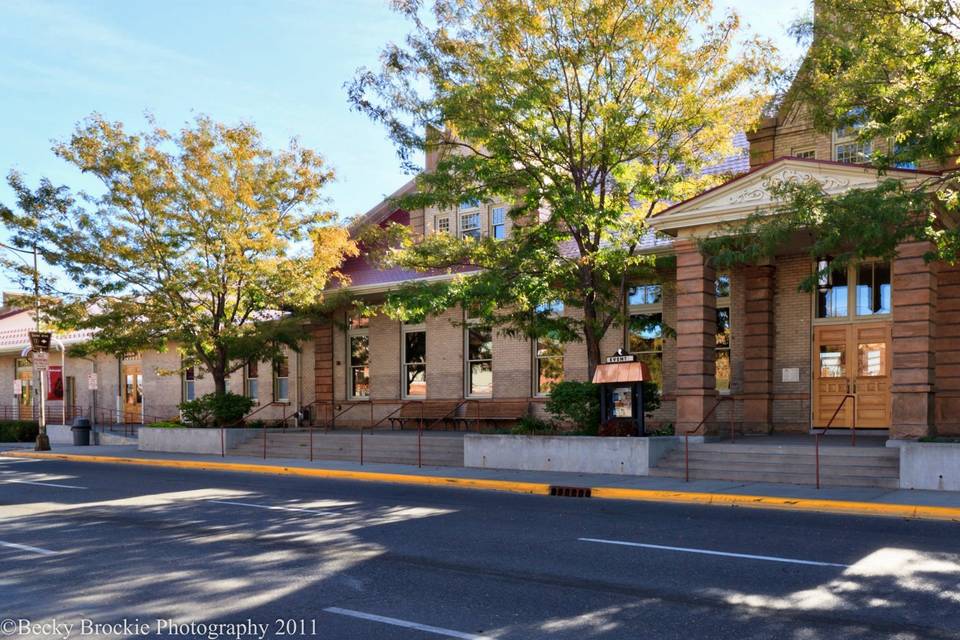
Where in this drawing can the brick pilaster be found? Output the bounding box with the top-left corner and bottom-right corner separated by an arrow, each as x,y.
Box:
891,241 -> 937,438
741,264 -> 775,433
675,239 -> 717,434
313,321 -> 334,403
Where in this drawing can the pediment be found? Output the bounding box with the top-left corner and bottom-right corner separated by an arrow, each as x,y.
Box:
652,158 -> 932,234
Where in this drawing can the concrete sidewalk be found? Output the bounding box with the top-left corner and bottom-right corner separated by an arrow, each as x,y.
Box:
4,443 -> 960,519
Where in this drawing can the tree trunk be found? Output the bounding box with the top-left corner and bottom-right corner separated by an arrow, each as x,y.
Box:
584,331 -> 602,383
213,373 -> 227,397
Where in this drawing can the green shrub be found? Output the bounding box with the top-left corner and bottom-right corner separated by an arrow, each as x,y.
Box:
0,420 -> 39,442
511,415 -> 556,435
545,381 -> 600,435
178,392 -> 255,427
149,421 -> 183,429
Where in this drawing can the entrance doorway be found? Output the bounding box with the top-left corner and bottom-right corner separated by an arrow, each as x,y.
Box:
813,323 -> 891,428
122,364 -> 143,423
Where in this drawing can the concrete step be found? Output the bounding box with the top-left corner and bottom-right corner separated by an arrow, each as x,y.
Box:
649,466 -> 900,488
652,442 -> 900,488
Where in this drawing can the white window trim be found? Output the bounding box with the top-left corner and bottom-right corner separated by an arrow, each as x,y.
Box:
464,319 -> 493,398
460,210 -> 482,240
792,148 -> 816,159
273,353 -> 291,404
244,361 -> 260,406
832,127 -> 872,164
532,302 -> 564,397
401,323 -> 427,399
347,318 -> 370,400
491,205 -> 507,240
182,364 -> 196,402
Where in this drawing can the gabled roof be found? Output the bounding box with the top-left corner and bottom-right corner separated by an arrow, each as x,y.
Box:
651,156 -> 941,234
347,178 -> 418,234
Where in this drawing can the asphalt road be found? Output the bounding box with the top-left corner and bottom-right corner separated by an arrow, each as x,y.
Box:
1,456 -> 958,640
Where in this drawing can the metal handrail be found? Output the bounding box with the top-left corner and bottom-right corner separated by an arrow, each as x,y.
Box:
815,393 -> 857,489
685,396 -> 736,482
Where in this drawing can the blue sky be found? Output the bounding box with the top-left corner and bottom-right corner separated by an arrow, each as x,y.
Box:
0,0 -> 809,225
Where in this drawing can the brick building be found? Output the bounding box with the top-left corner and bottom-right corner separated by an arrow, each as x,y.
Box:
318,99 -> 957,441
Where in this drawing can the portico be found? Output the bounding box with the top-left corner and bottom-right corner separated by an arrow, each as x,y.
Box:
652,157 -> 947,439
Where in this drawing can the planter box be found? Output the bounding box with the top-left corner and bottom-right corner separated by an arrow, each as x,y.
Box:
463,434 -> 681,476
139,427 -> 260,455
889,440 -> 960,491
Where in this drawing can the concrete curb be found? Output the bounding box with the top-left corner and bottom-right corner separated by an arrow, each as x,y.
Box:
6,450 -> 960,522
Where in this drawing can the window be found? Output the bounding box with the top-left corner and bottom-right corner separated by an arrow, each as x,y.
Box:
856,262 -> 891,316
715,275 -> 731,392
816,260 -> 849,319
492,206 -> 506,240
273,355 -> 290,403
628,284 -> 663,388
815,260 -> 891,320
833,114 -> 872,164
466,323 -> 493,396
535,336 -> 564,395
348,317 -> 369,399
534,301 -> 564,395
792,148 -> 816,159
436,216 -> 450,234
402,324 -> 427,398
245,361 -> 259,404
892,142 -> 917,170
460,212 -> 481,240
628,284 -> 662,306
182,366 -> 196,402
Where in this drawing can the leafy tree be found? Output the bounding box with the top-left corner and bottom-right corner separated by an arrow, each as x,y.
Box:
349,0 -> 776,378
705,0 -> 960,270
0,114 -> 356,396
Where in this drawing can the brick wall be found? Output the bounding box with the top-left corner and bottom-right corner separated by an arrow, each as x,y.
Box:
935,263 -> 960,435
426,306 -> 465,399
772,255 -> 812,432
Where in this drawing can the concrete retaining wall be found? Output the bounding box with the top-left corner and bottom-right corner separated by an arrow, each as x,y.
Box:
463,434 -> 681,475
139,427 -> 261,455
890,441 -> 960,491
47,424 -> 73,445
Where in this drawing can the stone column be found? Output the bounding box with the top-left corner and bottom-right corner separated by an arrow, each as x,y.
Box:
741,264 -> 776,433
891,241 -> 937,438
675,239 -> 717,434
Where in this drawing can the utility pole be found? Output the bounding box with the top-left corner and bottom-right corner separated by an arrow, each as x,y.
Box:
31,242 -> 51,451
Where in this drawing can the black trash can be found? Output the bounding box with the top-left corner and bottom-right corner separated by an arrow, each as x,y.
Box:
71,417 -> 92,446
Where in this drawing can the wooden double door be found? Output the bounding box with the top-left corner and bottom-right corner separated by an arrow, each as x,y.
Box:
813,323 -> 892,429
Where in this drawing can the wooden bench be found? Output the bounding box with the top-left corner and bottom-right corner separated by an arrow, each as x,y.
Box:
454,400 -> 530,432
388,401 -> 462,430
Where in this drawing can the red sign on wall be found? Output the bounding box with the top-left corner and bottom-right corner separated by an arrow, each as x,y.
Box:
47,366 -> 63,401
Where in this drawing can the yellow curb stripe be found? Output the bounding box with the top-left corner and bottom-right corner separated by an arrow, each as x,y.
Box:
5,450 -> 960,522
1,451 -> 551,496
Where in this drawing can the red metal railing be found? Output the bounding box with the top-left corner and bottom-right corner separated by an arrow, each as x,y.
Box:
684,396 -> 736,482
815,394 -> 857,489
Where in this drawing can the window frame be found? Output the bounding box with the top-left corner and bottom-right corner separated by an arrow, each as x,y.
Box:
273,353 -> 290,404
792,148 -> 816,159
813,260 -> 893,324
464,319 -> 493,398
182,364 -> 196,402
401,323 -> 427,399
244,360 -> 260,405
533,301 -> 564,396
715,275 -> 732,394
491,206 -> 507,240
626,284 -> 664,390
460,210 -> 481,240
833,119 -> 872,164
435,216 -> 450,234
347,317 -> 370,400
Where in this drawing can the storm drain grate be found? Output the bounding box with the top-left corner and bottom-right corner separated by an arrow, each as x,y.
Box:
549,485 -> 592,498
